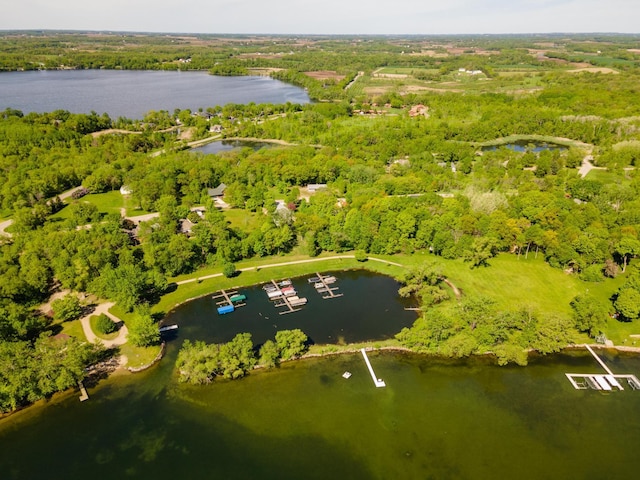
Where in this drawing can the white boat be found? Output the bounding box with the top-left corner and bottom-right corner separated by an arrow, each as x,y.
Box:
159,324 -> 178,332
289,297 -> 308,306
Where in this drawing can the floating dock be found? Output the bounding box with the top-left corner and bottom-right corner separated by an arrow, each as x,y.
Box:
565,345 -> 640,392
312,272 -> 343,299
361,348 -> 386,388
213,288 -> 246,315
78,381 -> 89,402
265,279 -> 306,315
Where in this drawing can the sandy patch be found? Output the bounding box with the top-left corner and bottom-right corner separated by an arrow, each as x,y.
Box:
303,71 -> 345,81
567,67 -> 618,74
373,73 -> 408,79
178,126 -> 195,141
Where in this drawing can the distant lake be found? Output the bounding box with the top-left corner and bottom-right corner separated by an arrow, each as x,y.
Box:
482,140 -> 568,153
0,70 -> 310,119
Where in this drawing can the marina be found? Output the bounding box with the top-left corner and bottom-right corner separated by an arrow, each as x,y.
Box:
264,279 -> 307,315
565,345 -> 640,391
212,288 -> 247,315
311,272 -> 343,299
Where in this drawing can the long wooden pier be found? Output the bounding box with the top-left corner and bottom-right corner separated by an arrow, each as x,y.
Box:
361,348 -> 386,388
311,272 -> 343,299
585,344 -> 614,375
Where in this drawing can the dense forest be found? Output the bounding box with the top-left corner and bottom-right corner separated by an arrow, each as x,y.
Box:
1,32 -> 640,411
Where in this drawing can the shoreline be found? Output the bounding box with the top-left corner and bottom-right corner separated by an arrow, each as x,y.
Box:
2,341 -> 638,421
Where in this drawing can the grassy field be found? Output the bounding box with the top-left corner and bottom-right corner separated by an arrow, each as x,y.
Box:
224,208 -> 264,232
57,318 -> 87,341
118,343 -> 163,369
50,191 -> 152,220
584,169 -> 629,184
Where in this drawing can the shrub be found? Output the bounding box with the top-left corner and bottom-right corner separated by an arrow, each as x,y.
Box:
222,262 -> 237,278
95,313 -> 117,335
579,264 -> 604,283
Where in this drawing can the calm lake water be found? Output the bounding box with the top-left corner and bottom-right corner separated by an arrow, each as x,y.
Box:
191,139 -> 275,155
0,70 -> 310,119
1,271 -> 639,480
482,140 -> 568,152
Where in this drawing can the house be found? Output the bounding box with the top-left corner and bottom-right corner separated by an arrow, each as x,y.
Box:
207,183 -> 227,197
180,219 -> 196,235
210,124 -> 223,133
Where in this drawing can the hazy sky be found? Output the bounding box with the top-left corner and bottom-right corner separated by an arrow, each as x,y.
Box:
2,0 -> 638,35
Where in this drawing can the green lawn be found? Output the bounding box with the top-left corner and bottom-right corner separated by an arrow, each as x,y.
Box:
118,343 -> 163,369
224,208 -> 265,232
584,169 -> 629,184
57,318 -> 87,341
50,191 -> 152,220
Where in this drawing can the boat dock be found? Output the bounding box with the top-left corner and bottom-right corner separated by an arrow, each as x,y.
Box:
361,348 -> 386,388
310,272 -> 343,299
78,381 -> 89,402
265,279 -> 307,315
565,345 -> 640,392
212,288 -> 246,315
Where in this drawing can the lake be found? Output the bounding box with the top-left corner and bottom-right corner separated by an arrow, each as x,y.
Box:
1,271 -> 639,479
0,70 -> 310,119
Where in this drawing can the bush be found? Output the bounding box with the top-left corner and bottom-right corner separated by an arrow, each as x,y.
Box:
222,262 -> 237,278
95,313 -> 117,335
579,264 -> 604,282
354,250 -> 368,262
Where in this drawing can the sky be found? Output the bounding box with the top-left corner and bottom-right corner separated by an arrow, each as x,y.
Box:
2,0 -> 639,35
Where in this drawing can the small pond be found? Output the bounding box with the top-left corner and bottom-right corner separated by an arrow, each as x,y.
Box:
191,139 -> 276,155
482,140 -> 568,152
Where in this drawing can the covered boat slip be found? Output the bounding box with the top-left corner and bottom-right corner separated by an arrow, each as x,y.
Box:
311,272 -> 343,299
263,279 -> 308,315
213,288 -> 247,315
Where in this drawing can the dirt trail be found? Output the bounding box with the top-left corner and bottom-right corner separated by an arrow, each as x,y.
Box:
79,302 -> 129,348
